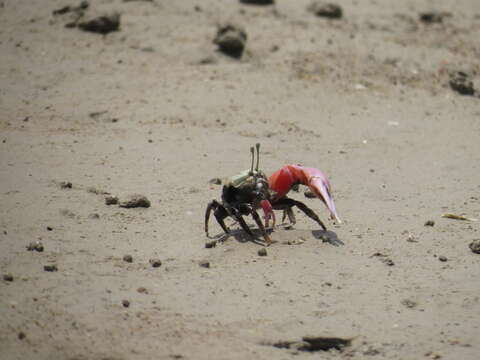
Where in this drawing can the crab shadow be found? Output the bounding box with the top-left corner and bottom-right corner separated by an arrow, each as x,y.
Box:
312,229 -> 344,247
210,229 -> 267,246
210,227 -> 343,247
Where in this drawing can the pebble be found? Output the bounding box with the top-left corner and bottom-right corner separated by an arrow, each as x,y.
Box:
26,241 -> 44,252
122,299 -> 130,308
307,2 -> 343,19
149,258 -> 162,268
469,239 -> 480,254
44,264 -> 58,272
205,240 -> 217,248
438,256 -> 448,262
123,254 -> 133,263
199,260 -> 210,268
59,181 -> 72,189
401,299 -> 417,308
419,12 -> 451,24
78,12 -> 120,34
137,287 -> 148,294
119,194 -> 151,208
258,248 -> 268,256
214,23 -> 247,58
449,71 -> 475,96
424,220 -> 435,227
105,195 -> 119,205
18,332 -> 26,340
3,274 -> 14,282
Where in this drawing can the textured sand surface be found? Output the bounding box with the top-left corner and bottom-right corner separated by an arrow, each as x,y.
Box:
1,1 -> 479,359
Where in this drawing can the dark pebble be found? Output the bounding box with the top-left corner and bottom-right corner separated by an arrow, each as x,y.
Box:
205,240 -> 217,248
439,256 -> 448,262
469,239 -> 480,254
199,260 -> 210,268
258,248 -> 268,256
123,255 -> 133,263
424,220 -> 435,226
304,189 -> 316,198
18,332 -> 26,340
77,12 -> 120,35
308,2 -> 343,19
214,23 -> 247,59
44,264 -> 58,272
449,71 -> 475,96
3,274 -> 14,282
149,258 -> 162,268
59,181 -> 72,189
419,12 -> 451,24
26,241 -> 44,252
122,299 -> 130,308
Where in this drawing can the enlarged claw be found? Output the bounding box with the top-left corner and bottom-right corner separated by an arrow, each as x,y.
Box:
260,199 -> 276,228
269,164 -> 341,224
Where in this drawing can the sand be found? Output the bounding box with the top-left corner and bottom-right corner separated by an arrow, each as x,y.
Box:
1,0 -> 479,359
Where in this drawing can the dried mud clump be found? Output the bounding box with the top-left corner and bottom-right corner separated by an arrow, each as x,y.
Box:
119,194 -> 151,208
307,2 -> 343,19
449,71 -> 475,96
214,24 -> 247,59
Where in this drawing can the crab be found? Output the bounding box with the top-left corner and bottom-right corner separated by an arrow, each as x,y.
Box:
205,144 -> 341,245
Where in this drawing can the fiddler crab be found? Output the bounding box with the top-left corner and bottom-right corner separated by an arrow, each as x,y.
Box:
205,144 -> 341,245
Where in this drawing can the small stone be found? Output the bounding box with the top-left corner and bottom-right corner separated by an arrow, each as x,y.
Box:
449,71 -> 475,96
308,2 -> 343,19
44,264 -> 58,272
214,23 -> 247,58
59,181 -> 72,189
401,299 -> 417,308
18,332 -> 26,340
419,12 -> 451,24
424,220 -> 435,227
438,256 -> 448,262
26,241 -> 44,252
119,194 -> 151,208
469,239 -> 480,254
383,258 -> 395,266
149,258 -> 162,268
122,299 -> 130,308
3,274 -> 14,282
47,226 -> 53,231
199,260 -> 210,268
77,12 -> 120,34
205,240 -> 217,248
258,248 -> 268,256
137,287 -> 148,294
105,195 -> 119,205
304,189 -> 316,198
123,254 -> 133,263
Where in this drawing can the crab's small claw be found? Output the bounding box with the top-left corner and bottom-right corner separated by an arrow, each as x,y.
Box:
269,164 -> 341,224
260,199 -> 276,228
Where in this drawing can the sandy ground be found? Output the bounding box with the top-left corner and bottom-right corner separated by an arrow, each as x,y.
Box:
1,0 -> 480,359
